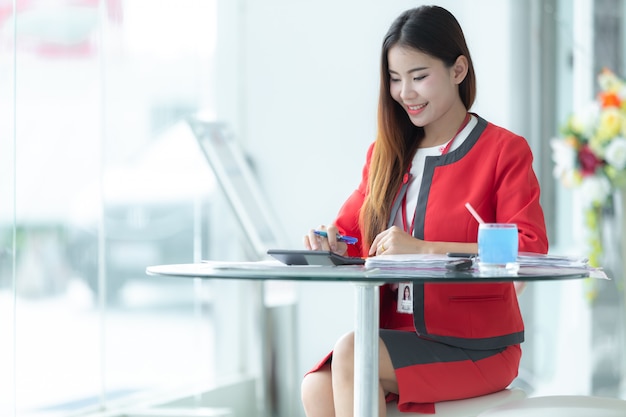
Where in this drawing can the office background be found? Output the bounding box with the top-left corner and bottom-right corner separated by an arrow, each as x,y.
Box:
0,0 -> 625,416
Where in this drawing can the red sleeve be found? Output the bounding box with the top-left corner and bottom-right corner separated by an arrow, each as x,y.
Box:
334,143 -> 375,258
492,133 -> 548,254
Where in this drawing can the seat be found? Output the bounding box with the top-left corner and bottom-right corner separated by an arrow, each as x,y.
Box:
386,388 -> 526,417
477,395 -> 626,416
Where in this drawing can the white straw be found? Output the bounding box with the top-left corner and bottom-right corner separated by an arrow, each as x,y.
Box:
465,202 -> 485,224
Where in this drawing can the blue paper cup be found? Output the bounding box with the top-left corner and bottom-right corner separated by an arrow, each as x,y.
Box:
477,223 -> 519,275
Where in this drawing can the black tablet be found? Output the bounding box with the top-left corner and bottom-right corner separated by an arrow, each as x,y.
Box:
267,249 -> 365,266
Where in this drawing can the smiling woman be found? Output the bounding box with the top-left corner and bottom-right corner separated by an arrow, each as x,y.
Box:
2,1 -> 621,416
300,5 -> 548,417
387,48 -> 470,144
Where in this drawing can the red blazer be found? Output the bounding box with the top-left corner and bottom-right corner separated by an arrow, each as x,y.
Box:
335,116 -> 548,349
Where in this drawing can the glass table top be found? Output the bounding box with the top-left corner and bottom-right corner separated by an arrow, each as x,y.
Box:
146,261 -> 591,283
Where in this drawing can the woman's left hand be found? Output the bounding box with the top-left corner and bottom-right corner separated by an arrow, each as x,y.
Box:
369,225 -> 429,256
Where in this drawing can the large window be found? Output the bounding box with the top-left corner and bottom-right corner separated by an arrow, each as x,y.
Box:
0,1 -> 219,415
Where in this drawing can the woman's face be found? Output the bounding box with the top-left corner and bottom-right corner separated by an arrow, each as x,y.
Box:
388,45 -> 464,129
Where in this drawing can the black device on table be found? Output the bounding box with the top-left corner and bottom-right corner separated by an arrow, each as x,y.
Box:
267,249 -> 365,266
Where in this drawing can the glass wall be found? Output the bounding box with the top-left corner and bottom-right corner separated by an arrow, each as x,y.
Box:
535,0 -> 626,399
0,1 -> 219,415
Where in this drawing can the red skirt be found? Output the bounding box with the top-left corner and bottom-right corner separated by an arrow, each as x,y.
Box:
306,333 -> 520,414
305,285 -> 522,414
380,330 -> 521,414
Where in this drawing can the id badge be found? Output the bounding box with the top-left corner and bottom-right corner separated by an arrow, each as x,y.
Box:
397,282 -> 413,314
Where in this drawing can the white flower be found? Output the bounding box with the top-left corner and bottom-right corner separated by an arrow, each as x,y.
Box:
604,136 -> 626,170
579,175 -> 611,208
550,137 -> 577,184
572,102 -> 600,138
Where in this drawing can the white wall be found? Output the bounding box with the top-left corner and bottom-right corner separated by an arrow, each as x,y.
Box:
215,1 -> 527,414
216,0 -> 518,244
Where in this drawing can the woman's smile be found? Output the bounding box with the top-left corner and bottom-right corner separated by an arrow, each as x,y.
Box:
406,103 -> 427,115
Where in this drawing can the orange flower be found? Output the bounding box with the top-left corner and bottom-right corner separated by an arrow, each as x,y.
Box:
599,91 -> 621,108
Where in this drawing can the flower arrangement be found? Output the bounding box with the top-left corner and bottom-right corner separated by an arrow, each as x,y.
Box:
550,68 -> 626,267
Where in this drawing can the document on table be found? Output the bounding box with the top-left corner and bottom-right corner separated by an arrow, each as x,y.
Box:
201,259 -> 287,269
515,253 -> 607,278
517,252 -> 589,267
364,254 -> 452,268
366,253 -> 591,268
363,252 -> 608,279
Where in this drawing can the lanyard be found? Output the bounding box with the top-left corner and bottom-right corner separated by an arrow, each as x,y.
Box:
401,113 -> 471,235
401,190 -> 416,235
401,171 -> 414,234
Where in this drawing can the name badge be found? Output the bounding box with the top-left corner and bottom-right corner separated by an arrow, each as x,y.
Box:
397,282 -> 413,314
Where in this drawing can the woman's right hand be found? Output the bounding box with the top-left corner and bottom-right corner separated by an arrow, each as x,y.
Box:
304,224 -> 347,255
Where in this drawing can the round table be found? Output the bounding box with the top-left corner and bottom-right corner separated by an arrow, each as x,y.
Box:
147,261 -> 590,417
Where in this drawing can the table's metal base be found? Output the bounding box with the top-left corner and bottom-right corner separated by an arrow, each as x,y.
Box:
354,282 -> 383,417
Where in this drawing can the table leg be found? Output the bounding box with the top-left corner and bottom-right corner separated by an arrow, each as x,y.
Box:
353,282 -> 382,417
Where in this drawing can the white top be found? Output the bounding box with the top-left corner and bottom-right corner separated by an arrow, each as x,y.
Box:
393,115 -> 478,231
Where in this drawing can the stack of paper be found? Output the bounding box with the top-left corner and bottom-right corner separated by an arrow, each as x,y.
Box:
364,254 -> 452,269
517,252 -> 589,268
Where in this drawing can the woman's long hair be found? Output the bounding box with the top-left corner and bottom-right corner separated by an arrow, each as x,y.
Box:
359,5 -> 477,248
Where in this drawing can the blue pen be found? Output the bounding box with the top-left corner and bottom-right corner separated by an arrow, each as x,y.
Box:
314,230 -> 358,245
